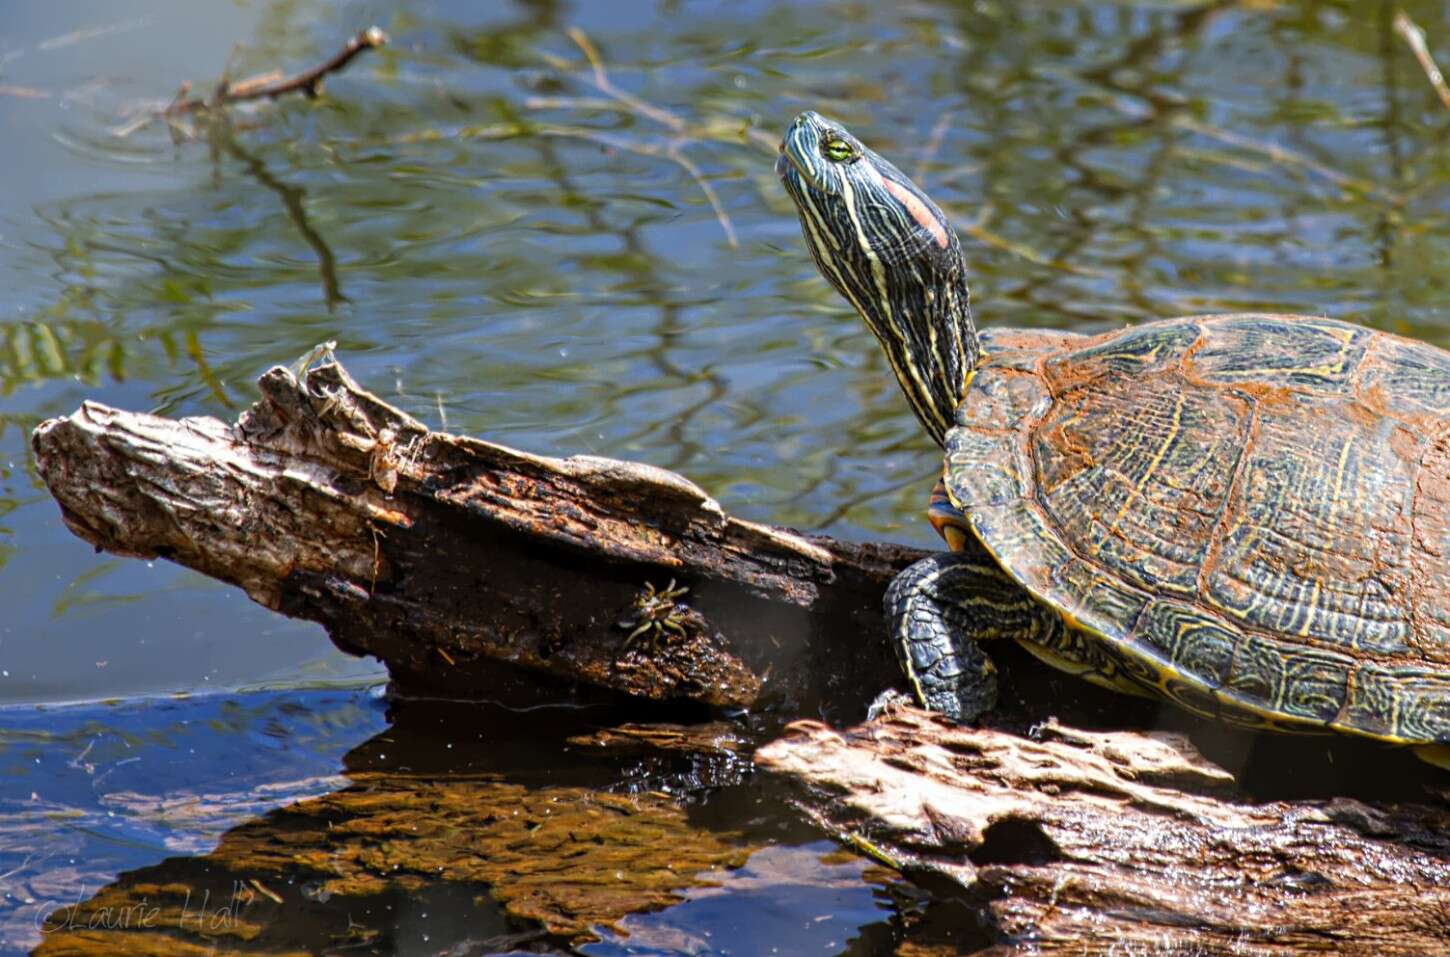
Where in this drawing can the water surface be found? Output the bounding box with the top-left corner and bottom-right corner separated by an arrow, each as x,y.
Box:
4,0 -> 1450,953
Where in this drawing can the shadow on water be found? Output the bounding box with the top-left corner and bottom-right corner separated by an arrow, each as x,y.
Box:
6,0 -> 1450,954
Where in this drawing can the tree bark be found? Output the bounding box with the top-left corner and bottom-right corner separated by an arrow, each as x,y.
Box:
30,358 -> 919,714
756,703 -> 1450,956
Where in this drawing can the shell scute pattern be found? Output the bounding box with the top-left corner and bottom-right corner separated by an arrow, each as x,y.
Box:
944,430 -> 1024,507
1130,599 -> 1237,691
1359,336 -> 1450,417
1046,557 -> 1150,639
977,327 -> 1087,366
1041,319 -> 1199,392
1343,667 -> 1450,741
1221,634 -> 1354,723
1204,389 -> 1416,652
1409,432 -> 1450,666
952,313 -> 1450,742
953,366 -> 1053,434
968,501 -> 1078,603
1190,315 -> 1370,392
1031,371 -> 1250,598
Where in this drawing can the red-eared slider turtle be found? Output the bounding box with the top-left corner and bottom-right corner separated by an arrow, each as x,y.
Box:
776,110 -> 1450,763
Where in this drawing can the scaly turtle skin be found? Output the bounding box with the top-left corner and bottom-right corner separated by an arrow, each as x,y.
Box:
776,110 -> 1450,758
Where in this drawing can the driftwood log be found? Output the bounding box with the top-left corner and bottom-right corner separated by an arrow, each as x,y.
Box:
758,704 -> 1450,956
30,358 -> 1450,955
31,358 -> 918,717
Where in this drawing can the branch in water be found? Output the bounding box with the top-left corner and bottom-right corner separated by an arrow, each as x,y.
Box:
111,26 -> 388,135
165,26 -> 389,116
1395,11 -> 1450,114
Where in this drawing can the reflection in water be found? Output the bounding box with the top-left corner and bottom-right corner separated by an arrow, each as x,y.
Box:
7,685 -> 1437,954
0,688 -> 388,950
7,0 -> 1450,952
582,845 -> 892,957
205,119 -> 350,314
36,779 -> 746,953
12,690 -> 898,956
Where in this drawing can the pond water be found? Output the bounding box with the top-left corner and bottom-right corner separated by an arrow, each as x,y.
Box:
3,0 -> 1450,953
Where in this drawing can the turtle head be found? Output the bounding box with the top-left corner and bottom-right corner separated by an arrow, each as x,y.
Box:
777,111 -> 978,446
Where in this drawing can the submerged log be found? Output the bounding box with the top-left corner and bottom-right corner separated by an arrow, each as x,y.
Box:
31,357 -> 919,714
756,703 -> 1450,957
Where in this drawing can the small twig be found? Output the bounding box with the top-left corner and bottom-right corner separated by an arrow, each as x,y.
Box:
164,26 -> 388,117
915,111 -> 954,182
522,94 -> 619,113
223,69 -> 284,101
216,41 -> 245,96
37,17 -> 149,52
0,84 -> 50,100
535,30 -> 776,155
667,142 -> 738,247
539,126 -> 740,246
532,27 -> 755,246
1395,11 -> 1450,114
529,26 -> 789,246
956,203 -> 1111,279
164,80 -> 192,115
558,28 -> 776,150
565,27 -> 684,132
1171,115 -> 1392,200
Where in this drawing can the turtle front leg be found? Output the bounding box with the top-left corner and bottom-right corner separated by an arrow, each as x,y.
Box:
885,552 -> 1000,720
887,481 -> 1061,722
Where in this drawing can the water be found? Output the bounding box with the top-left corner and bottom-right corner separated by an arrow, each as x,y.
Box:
3,0 -> 1450,952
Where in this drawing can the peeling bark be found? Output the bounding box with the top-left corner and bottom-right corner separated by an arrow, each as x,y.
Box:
756,703 -> 1450,956
31,359 -> 918,713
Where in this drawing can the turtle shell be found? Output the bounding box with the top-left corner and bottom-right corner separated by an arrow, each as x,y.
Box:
947,314 -> 1450,744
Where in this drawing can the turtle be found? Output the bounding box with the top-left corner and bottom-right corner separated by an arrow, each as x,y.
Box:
775,109 -> 1450,765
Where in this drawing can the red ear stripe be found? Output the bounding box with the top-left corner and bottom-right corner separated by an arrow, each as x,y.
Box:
882,177 -> 949,249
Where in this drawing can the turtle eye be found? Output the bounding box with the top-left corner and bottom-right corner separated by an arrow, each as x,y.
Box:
822,137 -> 856,162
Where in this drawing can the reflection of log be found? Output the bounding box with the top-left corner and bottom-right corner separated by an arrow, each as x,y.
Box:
33,772 -> 753,955
31,358 -> 918,712
756,704 -> 1450,957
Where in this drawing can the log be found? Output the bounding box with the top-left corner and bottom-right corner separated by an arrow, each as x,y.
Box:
32,357 -> 1450,954
30,357 -> 920,714
756,703 -> 1450,957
